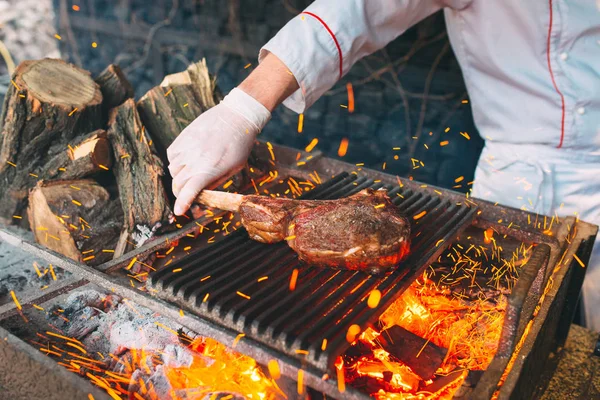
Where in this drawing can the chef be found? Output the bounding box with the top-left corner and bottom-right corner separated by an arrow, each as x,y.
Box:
167,1 -> 600,330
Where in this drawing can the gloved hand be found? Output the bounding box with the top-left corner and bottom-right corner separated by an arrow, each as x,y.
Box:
167,87 -> 271,216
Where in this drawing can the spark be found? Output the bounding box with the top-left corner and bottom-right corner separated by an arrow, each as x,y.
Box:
72,5 -> 80,11
236,291 -> 251,300
200,275 -> 211,282
346,82 -> 355,113
337,362 -> 346,393
82,255 -> 95,262
102,249 -> 114,253
98,164 -> 109,170
72,199 -> 82,206
54,34 -> 62,40
10,291 -> 21,310
10,79 -> 20,90
172,268 -> 182,273
268,360 -> 281,379
179,309 -> 184,317
6,161 -> 16,167
223,180 -> 233,189
29,173 -> 38,177
297,114 -> 304,133
374,204 -> 385,209
367,290 -> 381,308
233,333 -> 245,347
12,215 -> 22,219
305,138 -> 318,152
462,99 -> 469,103
68,108 -> 78,117
295,349 -> 309,355
346,324 -> 361,343
154,322 -> 178,336
257,276 -> 268,282
340,104 -> 348,108
266,142 -> 276,161
244,63 -> 252,69
289,268 -> 299,291
321,338 -> 328,351
125,257 -> 137,271
573,254 -> 585,268
445,127 -> 450,133
460,131 -> 471,139
455,176 -> 464,183
66,342 -> 87,354
203,293 -> 210,302
440,140 -> 449,146
163,88 -> 173,97
297,370 -> 304,394
413,210 -> 427,220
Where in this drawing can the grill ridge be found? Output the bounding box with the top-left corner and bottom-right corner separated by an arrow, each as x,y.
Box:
149,172 -> 477,372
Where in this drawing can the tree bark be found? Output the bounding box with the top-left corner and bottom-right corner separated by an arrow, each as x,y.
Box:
95,64 -> 134,109
107,98 -> 173,248
27,179 -> 123,266
0,59 -> 104,224
136,58 -> 221,156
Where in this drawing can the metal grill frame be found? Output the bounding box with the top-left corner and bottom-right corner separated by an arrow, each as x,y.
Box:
0,141 -> 595,400
148,172 -> 477,373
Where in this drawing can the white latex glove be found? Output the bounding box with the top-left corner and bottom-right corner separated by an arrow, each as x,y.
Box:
167,87 -> 271,215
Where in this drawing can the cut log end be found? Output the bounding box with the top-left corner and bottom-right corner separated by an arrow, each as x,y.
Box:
27,180 -> 123,266
18,58 -> 102,107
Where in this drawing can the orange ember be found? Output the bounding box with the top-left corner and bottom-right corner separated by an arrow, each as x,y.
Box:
340,236 -> 532,399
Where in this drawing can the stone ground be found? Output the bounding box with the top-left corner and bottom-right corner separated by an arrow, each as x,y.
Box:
542,324 -> 600,399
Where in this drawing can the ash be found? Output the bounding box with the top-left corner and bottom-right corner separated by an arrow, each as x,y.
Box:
47,289 -> 247,400
0,226 -> 68,305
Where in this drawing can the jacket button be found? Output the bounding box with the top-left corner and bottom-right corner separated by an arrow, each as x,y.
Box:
560,52 -> 568,61
577,107 -> 585,115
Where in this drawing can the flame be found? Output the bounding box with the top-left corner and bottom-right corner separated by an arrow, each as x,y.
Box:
161,337 -> 279,399
340,236 -> 530,399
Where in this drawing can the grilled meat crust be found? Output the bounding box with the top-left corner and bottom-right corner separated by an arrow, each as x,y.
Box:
239,189 -> 410,274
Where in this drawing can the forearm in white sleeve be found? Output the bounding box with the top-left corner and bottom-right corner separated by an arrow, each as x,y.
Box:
259,0 -> 470,113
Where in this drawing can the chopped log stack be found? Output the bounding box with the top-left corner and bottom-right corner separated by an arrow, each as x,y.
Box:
0,59 -> 104,224
0,57 -> 221,266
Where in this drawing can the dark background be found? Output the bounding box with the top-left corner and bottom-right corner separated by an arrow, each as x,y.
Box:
52,0 -> 484,192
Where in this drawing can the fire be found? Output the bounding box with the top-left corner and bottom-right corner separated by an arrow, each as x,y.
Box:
55,334 -> 285,400
161,336 -> 280,399
340,236 -> 529,399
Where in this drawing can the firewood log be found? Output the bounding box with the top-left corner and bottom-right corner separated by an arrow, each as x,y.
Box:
43,129 -> 112,180
94,64 -> 134,109
136,58 -> 221,156
0,58 -> 104,224
107,99 -> 173,249
27,180 -> 123,266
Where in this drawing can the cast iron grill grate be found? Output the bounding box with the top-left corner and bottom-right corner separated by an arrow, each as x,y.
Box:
149,173 -> 477,373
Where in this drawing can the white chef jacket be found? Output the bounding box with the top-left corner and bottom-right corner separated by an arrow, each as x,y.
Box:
258,1 -> 600,329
